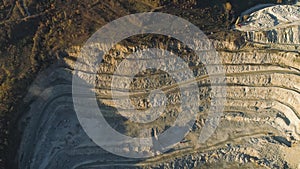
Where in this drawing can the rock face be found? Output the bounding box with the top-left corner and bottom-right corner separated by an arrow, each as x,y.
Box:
18,7 -> 300,169
245,26 -> 300,50
236,5 -> 300,50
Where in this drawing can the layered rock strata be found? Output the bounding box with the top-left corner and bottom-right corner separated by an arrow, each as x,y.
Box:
18,9 -> 300,169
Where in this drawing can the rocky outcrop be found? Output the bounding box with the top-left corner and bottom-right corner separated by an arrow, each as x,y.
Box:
244,26 -> 300,50
236,5 -> 300,50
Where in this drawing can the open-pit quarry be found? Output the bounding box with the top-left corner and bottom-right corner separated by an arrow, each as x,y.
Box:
2,1 -> 299,169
